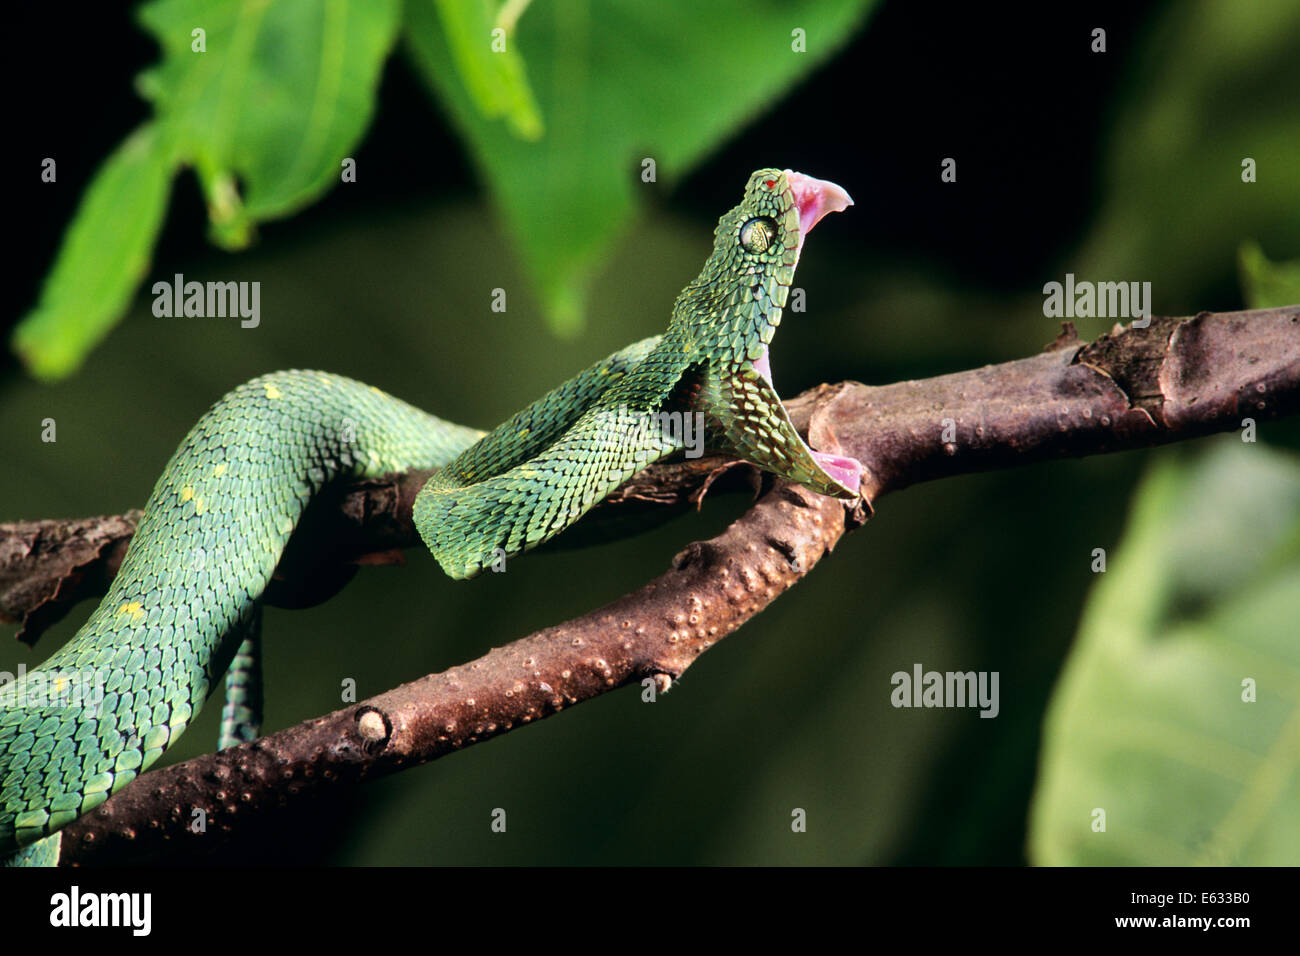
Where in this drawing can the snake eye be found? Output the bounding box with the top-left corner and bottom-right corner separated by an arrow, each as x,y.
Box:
739,216 -> 778,254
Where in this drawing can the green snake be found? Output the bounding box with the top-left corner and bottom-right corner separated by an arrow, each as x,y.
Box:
1,169 -> 859,864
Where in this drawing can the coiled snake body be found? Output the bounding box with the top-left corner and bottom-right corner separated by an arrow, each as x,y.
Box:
1,169 -> 860,863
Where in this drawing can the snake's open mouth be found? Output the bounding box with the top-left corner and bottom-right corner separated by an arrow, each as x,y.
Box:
752,171 -> 853,388
784,170 -> 853,246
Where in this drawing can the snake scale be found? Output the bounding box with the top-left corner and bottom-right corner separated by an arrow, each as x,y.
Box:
0,169 -> 861,863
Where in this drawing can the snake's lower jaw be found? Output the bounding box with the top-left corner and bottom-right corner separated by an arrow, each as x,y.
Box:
811,451 -> 865,498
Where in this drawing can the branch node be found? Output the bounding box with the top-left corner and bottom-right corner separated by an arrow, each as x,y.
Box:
671,540 -> 723,571
1043,321 -> 1080,352
355,707 -> 391,750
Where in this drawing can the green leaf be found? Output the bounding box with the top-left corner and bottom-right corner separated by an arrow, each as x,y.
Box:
404,0 -> 877,335
138,0 -> 403,243
11,126 -> 174,382
431,0 -> 543,141
12,0 -> 402,380
1239,240 -> 1300,308
1029,441 -> 1300,865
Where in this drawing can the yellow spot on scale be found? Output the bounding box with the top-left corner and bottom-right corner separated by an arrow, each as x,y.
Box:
180,486 -> 194,502
195,498 -> 206,516
369,385 -> 383,396
213,463 -> 227,477
265,383 -> 282,400
517,428 -> 530,438
117,601 -> 145,622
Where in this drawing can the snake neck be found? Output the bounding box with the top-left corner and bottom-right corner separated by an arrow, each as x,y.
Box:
665,275 -> 787,378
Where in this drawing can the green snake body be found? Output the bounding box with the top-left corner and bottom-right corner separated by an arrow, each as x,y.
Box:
1,169 -> 858,861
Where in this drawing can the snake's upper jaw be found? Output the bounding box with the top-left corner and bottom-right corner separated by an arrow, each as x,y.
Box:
783,171 -> 853,244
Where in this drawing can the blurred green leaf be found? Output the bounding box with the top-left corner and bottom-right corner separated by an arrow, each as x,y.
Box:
1029,441 -> 1300,865
11,125 -> 174,381
431,0 -> 543,140
138,0 -> 402,239
405,0 -> 876,336
1239,241 -> 1300,308
12,0 -> 402,380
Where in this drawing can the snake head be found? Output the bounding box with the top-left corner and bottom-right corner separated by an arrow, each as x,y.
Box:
664,170 -> 862,501
723,167 -> 853,277
673,168 -> 853,368
689,169 -> 852,368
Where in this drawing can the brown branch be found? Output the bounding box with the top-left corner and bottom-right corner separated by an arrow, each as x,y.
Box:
2,305 -> 1294,864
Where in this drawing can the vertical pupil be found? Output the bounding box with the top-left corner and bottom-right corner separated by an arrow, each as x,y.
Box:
742,218 -> 773,253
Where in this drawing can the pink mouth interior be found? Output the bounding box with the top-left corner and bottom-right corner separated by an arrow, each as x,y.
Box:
757,172 -> 862,494
784,170 -> 854,242
754,171 -> 855,384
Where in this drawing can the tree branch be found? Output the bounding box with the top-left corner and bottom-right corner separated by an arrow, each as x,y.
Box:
2,305 -> 1295,864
